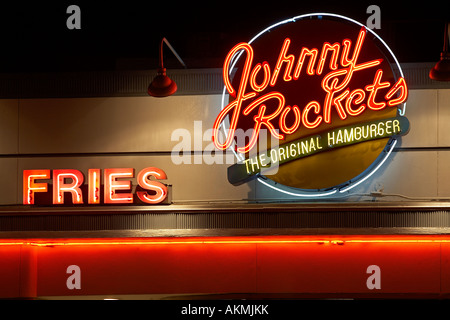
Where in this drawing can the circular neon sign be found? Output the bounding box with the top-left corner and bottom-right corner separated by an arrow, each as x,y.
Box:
213,13 -> 409,197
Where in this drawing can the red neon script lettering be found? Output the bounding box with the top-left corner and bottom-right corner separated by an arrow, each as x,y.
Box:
213,27 -> 408,153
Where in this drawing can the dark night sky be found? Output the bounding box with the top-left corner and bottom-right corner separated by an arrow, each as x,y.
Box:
0,1 -> 449,73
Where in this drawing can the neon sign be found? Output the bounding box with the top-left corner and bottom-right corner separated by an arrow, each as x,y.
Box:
213,13 -> 409,196
23,167 -> 168,205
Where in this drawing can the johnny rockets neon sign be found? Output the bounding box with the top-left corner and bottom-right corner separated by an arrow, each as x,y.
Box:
23,167 -> 168,205
212,13 -> 409,196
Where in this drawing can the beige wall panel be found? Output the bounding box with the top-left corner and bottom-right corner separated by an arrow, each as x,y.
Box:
18,95 -> 223,154
437,151 -> 450,198
401,89 -> 437,148
253,151 -> 438,201
438,89 -> 450,146
0,100 -> 18,154
363,151 -> 438,200
0,158 -> 18,205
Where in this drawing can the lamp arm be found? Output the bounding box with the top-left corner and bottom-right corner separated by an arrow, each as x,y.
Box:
445,22 -> 449,53
159,38 -> 187,69
159,38 -> 164,69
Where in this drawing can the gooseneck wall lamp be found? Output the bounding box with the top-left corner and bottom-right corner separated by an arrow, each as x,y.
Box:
148,38 -> 187,97
430,22 -> 450,81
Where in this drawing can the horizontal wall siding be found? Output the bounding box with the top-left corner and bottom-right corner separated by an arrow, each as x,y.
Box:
0,69 -> 225,99
0,64 -> 448,99
1,205 -> 450,236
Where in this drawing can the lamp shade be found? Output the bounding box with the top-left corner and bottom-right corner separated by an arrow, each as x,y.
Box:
148,38 -> 185,97
148,68 -> 177,97
430,52 -> 450,81
430,22 -> 450,81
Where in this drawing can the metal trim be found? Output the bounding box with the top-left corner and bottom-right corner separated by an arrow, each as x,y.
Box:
1,202 -> 450,238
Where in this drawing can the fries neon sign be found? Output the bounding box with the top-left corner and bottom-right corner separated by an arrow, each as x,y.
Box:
23,167 -> 168,205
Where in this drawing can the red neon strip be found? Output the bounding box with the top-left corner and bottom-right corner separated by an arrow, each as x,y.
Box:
213,42 -> 257,151
316,42 -> 340,75
136,167 -> 168,204
237,92 -> 285,153
104,168 -> 134,204
302,101 -> 323,129
88,169 -> 101,204
1,235 -> 450,247
365,69 -> 391,111
249,62 -> 271,92
386,77 -> 408,107
345,88 -> 366,116
279,105 -> 301,134
53,169 -> 84,205
23,170 -> 51,205
293,47 -> 318,79
270,38 -> 295,86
